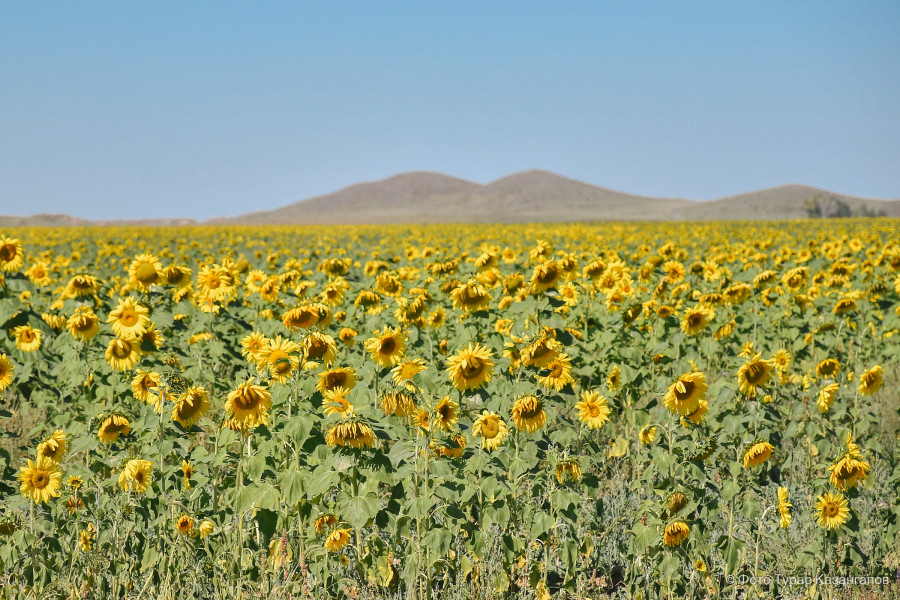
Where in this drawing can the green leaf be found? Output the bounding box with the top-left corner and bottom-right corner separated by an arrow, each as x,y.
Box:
279,469 -> 307,505
343,494 -> 380,529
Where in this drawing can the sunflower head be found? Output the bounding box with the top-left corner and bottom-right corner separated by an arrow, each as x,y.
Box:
510,395 -> 547,433
446,343 -> 495,391
743,440 -> 775,469
575,391 -> 611,430
18,456 -> 62,504
472,411 -> 508,451
663,521 -> 690,547
815,491 -> 850,530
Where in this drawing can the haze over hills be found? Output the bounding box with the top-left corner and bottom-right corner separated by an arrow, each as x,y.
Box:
3,170 -> 900,226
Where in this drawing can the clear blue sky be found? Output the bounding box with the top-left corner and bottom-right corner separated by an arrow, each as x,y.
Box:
2,1 -> 898,220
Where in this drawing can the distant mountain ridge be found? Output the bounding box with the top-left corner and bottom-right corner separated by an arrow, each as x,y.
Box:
4,170 -> 899,226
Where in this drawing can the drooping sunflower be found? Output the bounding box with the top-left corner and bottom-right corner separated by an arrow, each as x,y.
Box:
0,354 -> 13,391
128,253 -> 162,290
537,353 -> 574,392
816,358 -> 840,379
663,372 -> 708,416
118,459 -> 153,494
829,434 -> 871,491
390,358 -> 427,390
105,337 -> 141,372
317,367 -> 358,394
338,327 -> 358,345
530,261 -> 562,293
225,379 -> 272,428
433,434 -> 467,459
510,395 -> 547,433
743,441 -> 774,469
575,391 -> 611,429
0,237 -> 25,272
683,400 -> 709,425
472,411 -> 508,451
98,415 -> 131,444
66,307 -> 100,341
663,521 -> 690,547
680,305 -> 714,336
315,514 -> 339,536
256,336 -> 301,383
325,417 -> 376,449
302,332 -> 337,369
175,514 -> 194,535
521,336 -> 562,369
172,387 -> 211,429
555,459 -> 582,484
12,325 -> 42,353
777,487 -> 792,528
324,528 -> 352,552
639,424 -> 657,445
163,264 -> 192,288
322,387 -> 355,417
181,460 -> 194,489
817,383 -> 839,413
107,297 -> 151,339
857,365 -> 883,396
433,397 -> 459,431
18,456 -> 62,504
282,305 -> 320,331
736,354 -> 775,397
381,390 -> 417,418
446,343 -> 495,391
449,280 -> 491,313
365,326 -> 408,368
37,430 -> 67,462
198,520 -> 215,537
815,491 -> 849,530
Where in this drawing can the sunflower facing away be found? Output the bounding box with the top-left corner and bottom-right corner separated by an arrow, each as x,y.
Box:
639,424 -> 657,445
815,491 -> 850,530
817,383 -> 839,413
663,372 -> 708,416
446,343 -> 495,391
828,433 -> 870,491
325,417 -> 376,449
472,411 -> 508,451
575,391 -> 611,429
98,415 -> 131,444
390,357 -> 427,390
857,365 -> 883,396
119,459 -> 154,494
18,456 -> 62,504
510,395 -> 547,433
172,387 -> 211,429
743,441 -> 774,469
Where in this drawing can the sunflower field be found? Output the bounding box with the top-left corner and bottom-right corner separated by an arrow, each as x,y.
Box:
1,220 -> 900,600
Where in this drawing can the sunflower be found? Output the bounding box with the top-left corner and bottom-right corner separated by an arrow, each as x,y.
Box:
530,261 -> 561,293
0,354 -> 13,391
175,514 -> 194,535
0,236 -> 25,272
256,336 -> 301,383
817,383 -> 839,413
128,253 -> 162,289
772,349 -> 791,372
282,305 -> 320,331
12,325 -> 42,353
829,439 -> 870,491
240,332 -> 270,362
163,265 -> 192,288
537,353 -> 574,392
365,326 -> 408,368
663,372 -> 708,416
446,343 -> 495,391
315,514 -> 339,536
322,387 -> 355,417
433,397 -> 459,431
555,459 -> 582,484
63,274 -> 101,299
575,391 -> 611,429
449,280 -> 491,313
197,520 -> 214,537
317,367 -> 358,394
338,327 -> 358,345
381,391 -> 417,418
390,358 -> 427,390
98,415 -> 131,444
66,307 -> 100,341
472,411 -> 508,451
832,297 -> 857,315
131,370 -> 162,408
325,528 -> 352,552
511,395 -> 547,433
105,337 -> 141,372
18,456 -> 62,504
777,487 -> 792,528
639,424 -> 657,445
172,387 -> 211,429
663,521 -> 690,547
858,365 -> 883,396
37,430 -> 67,462
680,305 -> 714,336
815,491 -> 850,530
107,297 -> 151,338
182,460 -> 194,489
433,434 -> 467,459
196,264 -> 235,301
683,400 -> 709,425
816,358 -> 840,379
325,418 -> 376,449
302,332 -> 337,369
743,441 -> 774,469
118,459 -> 153,494
736,354 -> 775,397
225,379 -> 272,428
522,336 -> 562,368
